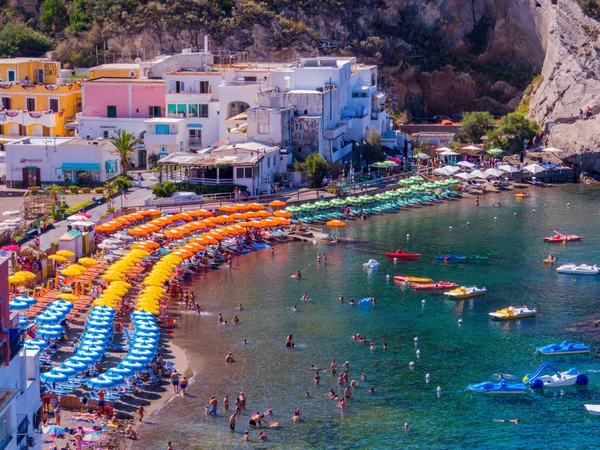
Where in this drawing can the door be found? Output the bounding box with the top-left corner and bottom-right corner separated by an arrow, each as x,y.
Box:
26,98 -> 36,111
7,70 -> 15,82
37,68 -> 44,84
21,168 -> 40,188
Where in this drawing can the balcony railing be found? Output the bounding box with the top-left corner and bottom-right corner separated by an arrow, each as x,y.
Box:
167,112 -> 186,118
188,138 -> 202,146
223,80 -> 260,86
188,177 -> 234,185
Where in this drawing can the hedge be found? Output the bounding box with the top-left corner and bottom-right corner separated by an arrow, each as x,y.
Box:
151,181 -> 246,198
65,200 -> 93,215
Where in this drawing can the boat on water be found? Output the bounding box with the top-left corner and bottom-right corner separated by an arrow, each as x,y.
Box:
515,192 -> 530,198
250,243 -> 270,250
466,379 -> 528,396
543,234 -> 583,243
394,275 -> 432,284
585,405 -> 600,416
443,286 -> 487,299
489,306 -> 536,320
556,264 -> 599,275
536,341 -> 591,356
410,281 -> 458,290
435,255 -> 489,261
385,249 -> 421,259
523,363 -> 588,389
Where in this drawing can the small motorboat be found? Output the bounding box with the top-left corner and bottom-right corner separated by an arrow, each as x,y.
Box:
435,255 -> 489,261
536,341 -> 591,356
556,264 -> 599,275
585,404 -> 600,416
443,286 -> 487,299
523,363 -> 588,389
543,234 -> 583,243
363,259 -> 379,268
466,379 -> 528,396
489,306 -> 536,321
250,243 -> 270,250
394,275 -> 432,284
410,281 -> 458,290
515,192 -> 530,198
385,250 -> 421,259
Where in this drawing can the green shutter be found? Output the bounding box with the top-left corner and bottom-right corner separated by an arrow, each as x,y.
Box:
107,105 -> 117,118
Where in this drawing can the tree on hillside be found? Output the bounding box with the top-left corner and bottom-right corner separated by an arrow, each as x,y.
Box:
460,111 -> 494,143
486,112 -> 540,154
0,23 -> 53,57
109,130 -> 142,176
294,153 -> 330,188
40,0 -> 67,32
352,131 -> 386,168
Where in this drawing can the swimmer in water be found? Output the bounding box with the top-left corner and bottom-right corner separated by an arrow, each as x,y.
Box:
286,334 -> 295,348
232,315 -> 240,325
238,303 -> 244,311
369,387 -> 375,393
295,270 -> 302,279
338,295 -> 344,303
323,254 -> 327,264
343,361 -> 349,369
344,385 -> 352,399
404,423 -> 410,431
383,342 -> 388,350
350,380 -> 357,388
370,342 -> 375,350
316,252 -> 321,262
314,371 -> 321,384
217,313 -> 224,323
494,419 -> 520,425
349,298 -> 355,306
225,352 -> 235,363
338,398 -> 346,411
330,360 -> 337,375
360,372 -> 367,381
328,388 -> 337,399
243,339 -> 248,345
292,305 -> 298,311
301,293 -> 310,302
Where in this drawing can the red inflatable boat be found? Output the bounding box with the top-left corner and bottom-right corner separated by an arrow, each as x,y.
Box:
410,281 -> 459,290
542,234 -> 583,243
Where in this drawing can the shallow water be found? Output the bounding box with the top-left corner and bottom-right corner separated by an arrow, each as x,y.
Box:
134,185 -> 600,449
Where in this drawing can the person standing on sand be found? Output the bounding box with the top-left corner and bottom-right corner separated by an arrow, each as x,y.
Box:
179,377 -> 188,396
171,371 -> 180,394
54,404 -> 61,426
97,389 -> 105,414
137,403 -> 145,422
167,442 -> 174,450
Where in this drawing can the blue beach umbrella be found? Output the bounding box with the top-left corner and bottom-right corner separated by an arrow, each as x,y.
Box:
125,354 -> 151,363
87,376 -> 116,389
81,333 -> 108,341
76,350 -> 102,360
15,295 -> 36,305
54,366 -> 77,376
109,366 -> 134,376
137,324 -> 160,332
51,300 -> 74,309
133,337 -> 158,345
131,342 -> 156,351
85,327 -> 110,335
36,329 -> 62,339
130,348 -> 153,357
41,370 -> 68,383
71,355 -> 95,364
135,331 -> 159,338
93,306 -> 115,313
38,324 -> 64,332
80,339 -> 107,348
27,339 -> 49,349
35,313 -> 61,324
19,317 -> 31,328
48,304 -> 70,314
9,300 -> 30,311
119,360 -> 145,370
88,320 -> 111,328
89,313 -> 114,321
78,344 -> 104,353
102,371 -> 125,383
63,359 -> 88,370
131,310 -> 153,317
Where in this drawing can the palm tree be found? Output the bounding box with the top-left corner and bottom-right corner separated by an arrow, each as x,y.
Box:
109,130 -> 142,176
104,180 -> 119,211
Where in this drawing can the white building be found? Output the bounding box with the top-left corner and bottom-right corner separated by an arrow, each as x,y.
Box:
246,57 -> 389,163
5,137 -> 120,188
142,118 -> 187,159
157,141 -> 291,195
0,256 -> 42,450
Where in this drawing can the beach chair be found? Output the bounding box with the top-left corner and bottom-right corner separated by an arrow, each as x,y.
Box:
147,368 -> 161,386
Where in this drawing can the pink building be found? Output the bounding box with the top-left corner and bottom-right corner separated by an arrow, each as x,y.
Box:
77,78 -> 166,167
0,257 -> 16,365
81,78 -> 165,119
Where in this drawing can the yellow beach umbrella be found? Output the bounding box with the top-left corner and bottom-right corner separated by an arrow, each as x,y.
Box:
13,271 -> 36,280
8,274 -> 26,285
101,273 -> 124,282
56,293 -> 80,302
78,257 -> 98,267
56,250 -> 75,258
48,254 -> 68,262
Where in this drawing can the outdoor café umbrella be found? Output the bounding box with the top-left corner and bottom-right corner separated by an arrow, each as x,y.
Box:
85,327 -> 110,335
42,425 -> 65,436
48,254 -> 68,263
455,172 -> 477,181
38,324 -> 64,333
137,324 -> 160,332
456,161 -> 475,169
415,153 -> 430,159
88,320 -> 111,328
125,354 -> 152,363
56,250 -> 75,258
470,170 -> 490,180
19,317 -> 31,329
79,344 -> 105,353
484,168 -> 505,178
131,342 -> 156,351
40,370 -> 68,383
130,348 -> 154,358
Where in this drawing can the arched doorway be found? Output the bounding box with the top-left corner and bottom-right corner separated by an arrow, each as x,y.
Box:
227,101 -> 250,119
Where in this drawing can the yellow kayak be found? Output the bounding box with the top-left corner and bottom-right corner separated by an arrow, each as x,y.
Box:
515,193 -> 529,198
394,276 -> 432,284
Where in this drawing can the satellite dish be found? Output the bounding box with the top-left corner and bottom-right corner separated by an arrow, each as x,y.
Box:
134,57 -> 142,63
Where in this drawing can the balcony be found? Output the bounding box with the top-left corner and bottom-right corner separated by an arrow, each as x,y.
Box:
188,138 -> 203,147
324,122 -> 347,140
189,177 -> 234,185
167,112 -> 187,118
16,414 -> 29,445
144,133 -> 180,146
0,110 -> 57,127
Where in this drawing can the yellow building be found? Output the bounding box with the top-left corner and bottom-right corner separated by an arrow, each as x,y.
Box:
88,63 -> 140,79
0,58 -> 81,137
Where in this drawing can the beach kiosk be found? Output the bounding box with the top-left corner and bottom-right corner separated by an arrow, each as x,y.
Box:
58,229 -> 83,258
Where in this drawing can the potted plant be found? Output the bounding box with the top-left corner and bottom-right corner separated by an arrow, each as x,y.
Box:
29,186 -> 41,192
81,187 -> 91,193
67,185 -> 79,194
94,187 -> 104,193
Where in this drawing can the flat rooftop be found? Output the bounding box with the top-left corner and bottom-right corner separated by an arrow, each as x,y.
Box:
0,57 -> 53,64
83,77 -> 164,85
8,136 -> 115,149
90,63 -> 139,70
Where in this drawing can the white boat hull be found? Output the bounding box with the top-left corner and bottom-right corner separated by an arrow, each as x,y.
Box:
585,404 -> 600,416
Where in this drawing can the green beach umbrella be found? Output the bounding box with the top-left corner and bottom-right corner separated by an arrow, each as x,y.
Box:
382,161 -> 398,167
374,193 -> 387,200
371,162 -> 387,169
285,206 -> 302,213
300,204 -> 316,211
346,197 -> 361,205
447,178 -> 460,185
330,199 -> 347,207
314,201 -> 330,208
487,148 -> 504,156
359,195 -> 374,202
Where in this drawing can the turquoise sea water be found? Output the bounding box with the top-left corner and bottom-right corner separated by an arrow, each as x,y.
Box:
134,185 -> 600,449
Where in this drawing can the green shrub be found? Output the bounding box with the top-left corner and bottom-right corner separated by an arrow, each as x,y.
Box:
114,174 -> 132,192
0,22 -> 53,58
68,185 -> 79,191
65,200 -> 93,215
151,182 -> 245,198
